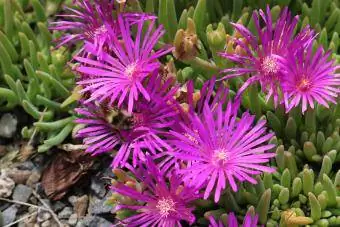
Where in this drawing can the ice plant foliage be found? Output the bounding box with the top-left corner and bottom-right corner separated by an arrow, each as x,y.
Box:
219,6 -> 315,105
169,87 -> 275,202
75,14 -> 172,113
75,74 -> 179,168
209,212 -> 259,227
281,45 -> 340,113
111,157 -> 199,226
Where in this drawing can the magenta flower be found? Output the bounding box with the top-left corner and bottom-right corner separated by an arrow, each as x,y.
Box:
75,14 -> 172,113
50,0 -> 115,51
281,45 -> 340,113
219,6 -> 315,105
111,157 -> 200,226
168,93 -> 275,202
209,212 -> 259,227
75,74 -> 179,168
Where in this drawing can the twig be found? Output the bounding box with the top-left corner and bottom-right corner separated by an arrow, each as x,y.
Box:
0,197 -> 48,211
31,190 -> 64,227
3,211 -> 38,227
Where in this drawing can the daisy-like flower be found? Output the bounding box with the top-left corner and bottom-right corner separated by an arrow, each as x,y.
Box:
111,157 -> 200,226
219,6 -> 315,105
50,0 -> 115,51
209,212 -> 259,227
75,73 -> 179,168
50,0 -> 156,56
169,89 -> 275,202
75,14 -> 172,113
281,45 -> 340,113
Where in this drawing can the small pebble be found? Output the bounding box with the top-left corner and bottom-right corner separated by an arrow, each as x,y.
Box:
41,220 -> 51,227
12,184 -> 32,203
58,206 -> 73,219
37,210 -> 52,223
7,168 -> 32,184
0,113 -> 17,138
68,213 -> 78,226
74,195 -> 89,217
26,170 -> 41,187
0,171 -> 15,198
2,205 -> 18,225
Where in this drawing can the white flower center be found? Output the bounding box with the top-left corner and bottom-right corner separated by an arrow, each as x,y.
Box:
95,25 -> 108,35
261,56 -> 279,75
125,63 -> 137,78
156,198 -> 176,217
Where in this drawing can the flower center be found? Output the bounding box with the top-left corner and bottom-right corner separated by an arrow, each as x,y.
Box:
156,198 -> 176,217
94,25 -> 108,35
131,113 -> 145,126
297,77 -> 311,91
261,56 -> 279,75
125,63 -> 137,78
212,148 -> 230,166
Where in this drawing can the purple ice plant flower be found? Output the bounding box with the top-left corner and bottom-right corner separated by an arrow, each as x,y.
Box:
50,0 -> 156,56
75,14 -> 172,113
111,157 -> 200,226
219,6 -> 315,105
209,212 -> 259,227
75,73 -> 179,168
50,0 -> 115,52
281,45 -> 340,113
168,86 -> 275,202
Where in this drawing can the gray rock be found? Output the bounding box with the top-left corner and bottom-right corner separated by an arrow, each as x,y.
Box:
0,113 -> 17,138
90,177 -> 106,198
68,195 -> 78,206
58,206 -> 73,219
41,220 -> 51,227
15,161 -> 35,170
2,205 -> 18,225
88,193 -> 112,215
68,213 -> 78,226
82,216 -> 112,227
53,201 -> 66,212
37,210 -> 51,223
12,184 -> 32,203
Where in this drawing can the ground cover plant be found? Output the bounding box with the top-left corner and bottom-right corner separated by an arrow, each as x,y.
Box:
0,0 -> 339,226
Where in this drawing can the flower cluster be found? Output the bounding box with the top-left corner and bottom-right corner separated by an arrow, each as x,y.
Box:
49,2 -> 340,226
220,6 -> 340,113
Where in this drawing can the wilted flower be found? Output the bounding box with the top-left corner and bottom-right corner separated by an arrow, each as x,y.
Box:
75,73 -> 179,168
209,212 -> 259,227
75,14 -> 172,113
111,157 -> 200,226
219,6 -> 315,105
168,87 -> 275,202
281,45 -> 340,113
